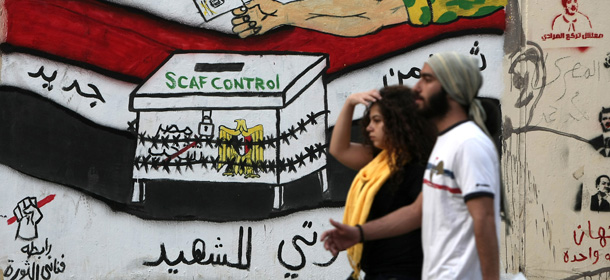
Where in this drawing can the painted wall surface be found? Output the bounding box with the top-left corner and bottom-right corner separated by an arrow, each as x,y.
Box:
0,0 -> 512,279
502,0 -> 610,279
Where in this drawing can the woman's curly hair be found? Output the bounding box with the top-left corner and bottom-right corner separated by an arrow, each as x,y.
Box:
361,85 -> 437,177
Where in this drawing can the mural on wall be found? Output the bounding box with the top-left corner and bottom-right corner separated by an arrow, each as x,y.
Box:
588,107 -> 610,157
589,175 -> 610,211
2,0 -> 506,278
541,0 -> 603,44
143,226 -> 255,270
502,0 -> 610,278
3,195 -> 67,280
129,51 -> 330,211
551,0 -> 592,33
141,220 -> 338,278
504,40 -> 610,154
0,0 -> 507,221
229,0 -> 506,37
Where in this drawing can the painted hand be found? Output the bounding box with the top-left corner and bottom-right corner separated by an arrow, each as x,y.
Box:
320,219 -> 359,256
13,197 -> 43,240
232,0 -> 284,38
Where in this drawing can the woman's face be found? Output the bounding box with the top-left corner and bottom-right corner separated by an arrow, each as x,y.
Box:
366,104 -> 387,149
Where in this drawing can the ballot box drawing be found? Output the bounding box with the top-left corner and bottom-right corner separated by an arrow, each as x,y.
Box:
129,51 -> 329,211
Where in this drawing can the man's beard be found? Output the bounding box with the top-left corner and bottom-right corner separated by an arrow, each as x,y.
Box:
418,88 -> 450,119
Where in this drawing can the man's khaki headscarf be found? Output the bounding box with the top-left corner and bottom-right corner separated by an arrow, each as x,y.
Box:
426,52 -> 489,135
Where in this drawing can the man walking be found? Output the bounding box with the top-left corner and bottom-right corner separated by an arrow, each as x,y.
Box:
321,52 -> 500,280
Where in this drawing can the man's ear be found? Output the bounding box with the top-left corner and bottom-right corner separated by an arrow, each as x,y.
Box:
446,94 -> 466,113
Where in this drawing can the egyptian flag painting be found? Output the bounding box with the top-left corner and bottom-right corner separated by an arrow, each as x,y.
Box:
0,0 -> 507,221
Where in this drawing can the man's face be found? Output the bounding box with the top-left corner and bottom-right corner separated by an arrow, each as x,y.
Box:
597,177 -> 610,193
601,112 -> 610,132
413,63 -> 448,119
564,0 -> 578,15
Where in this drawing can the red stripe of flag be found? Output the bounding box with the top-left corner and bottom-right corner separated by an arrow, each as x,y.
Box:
5,0 -> 505,79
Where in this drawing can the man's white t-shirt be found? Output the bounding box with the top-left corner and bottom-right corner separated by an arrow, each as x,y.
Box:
421,121 -> 500,280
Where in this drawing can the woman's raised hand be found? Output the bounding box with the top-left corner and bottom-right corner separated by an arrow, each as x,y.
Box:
346,89 -> 382,107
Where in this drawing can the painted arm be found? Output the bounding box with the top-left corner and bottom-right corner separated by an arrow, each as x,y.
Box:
328,89 -> 379,170
406,0 -> 506,25
231,0 -> 506,38
231,0 -> 409,38
321,192 -> 422,256
466,196 -> 500,280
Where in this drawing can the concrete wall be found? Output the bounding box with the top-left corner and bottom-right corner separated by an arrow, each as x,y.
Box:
502,0 -> 610,279
4,0 -> 606,279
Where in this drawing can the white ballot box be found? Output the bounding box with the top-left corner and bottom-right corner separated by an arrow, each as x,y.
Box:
129,51 -> 329,210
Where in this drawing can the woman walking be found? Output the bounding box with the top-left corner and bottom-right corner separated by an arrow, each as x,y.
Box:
326,85 -> 436,280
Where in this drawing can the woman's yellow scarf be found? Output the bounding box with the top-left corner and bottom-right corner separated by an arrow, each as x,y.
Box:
342,149 -> 393,280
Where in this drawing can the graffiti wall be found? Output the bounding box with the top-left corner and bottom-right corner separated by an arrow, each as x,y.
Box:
0,0 -> 509,278
502,0 -> 610,279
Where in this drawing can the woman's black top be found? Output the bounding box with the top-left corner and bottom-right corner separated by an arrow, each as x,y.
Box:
359,162 -> 425,278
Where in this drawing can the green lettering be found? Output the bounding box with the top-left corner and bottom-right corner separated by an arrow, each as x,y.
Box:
199,76 -> 207,89
223,79 -> 233,90
165,72 -> 176,89
211,78 -> 222,89
189,77 -> 200,90
243,77 -> 254,89
255,77 -> 265,90
233,78 -> 244,90
276,74 -> 280,89
266,80 -> 275,90
178,76 -> 188,89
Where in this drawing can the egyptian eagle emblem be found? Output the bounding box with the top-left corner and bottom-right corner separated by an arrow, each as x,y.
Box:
217,119 -> 263,178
